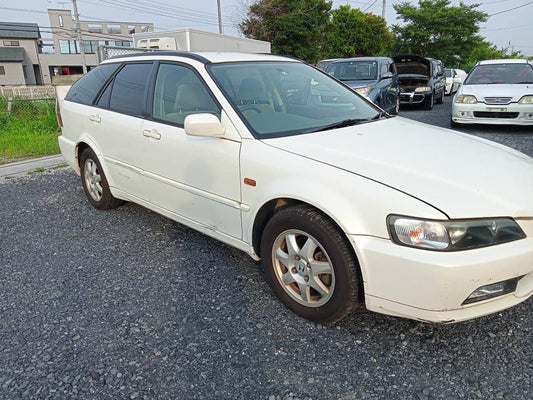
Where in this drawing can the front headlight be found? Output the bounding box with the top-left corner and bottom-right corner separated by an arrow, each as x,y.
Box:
414,86 -> 431,93
518,95 -> 533,104
387,215 -> 525,251
456,94 -> 478,104
355,86 -> 371,96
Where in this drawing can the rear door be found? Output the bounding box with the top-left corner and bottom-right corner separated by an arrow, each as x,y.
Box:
89,62 -> 154,197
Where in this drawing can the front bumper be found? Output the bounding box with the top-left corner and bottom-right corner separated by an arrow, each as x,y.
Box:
452,102 -> 533,126
349,218 -> 533,323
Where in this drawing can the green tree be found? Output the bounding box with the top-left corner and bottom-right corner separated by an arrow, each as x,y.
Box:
392,0 -> 487,66
323,5 -> 394,59
461,41 -> 524,71
239,0 -> 332,63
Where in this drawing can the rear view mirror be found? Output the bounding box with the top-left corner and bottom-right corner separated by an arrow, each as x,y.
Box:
184,113 -> 225,137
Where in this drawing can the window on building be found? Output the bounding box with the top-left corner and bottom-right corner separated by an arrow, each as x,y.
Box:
83,40 -> 104,54
110,41 -> 132,47
58,15 -> 64,27
107,24 -> 121,34
88,24 -> 103,33
3,41 -> 20,46
0,66 -> 5,75
141,25 -> 152,33
128,25 -> 135,34
59,40 -> 80,54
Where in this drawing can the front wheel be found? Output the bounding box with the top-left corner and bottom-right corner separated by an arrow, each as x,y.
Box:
260,205 -> 361,322
80,148 -> 124,210
423,93 -> 434,110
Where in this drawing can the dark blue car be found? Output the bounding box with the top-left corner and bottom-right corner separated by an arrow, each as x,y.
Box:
325,57 -> 400,114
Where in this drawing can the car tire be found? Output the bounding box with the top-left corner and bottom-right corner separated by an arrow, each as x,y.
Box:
423,93 -> 434,110
80,148 -> 124,210
392,96 -> 400,115
260,205 -> 361,323
436,91 -> 444,104
450,118 -> 460,129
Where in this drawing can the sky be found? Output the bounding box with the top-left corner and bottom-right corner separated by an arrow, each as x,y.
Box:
1,0 -> 532,56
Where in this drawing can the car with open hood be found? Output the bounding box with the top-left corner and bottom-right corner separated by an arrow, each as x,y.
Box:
325,57 -> 400,114
57,51 -> 533,324
393,54 -> 446,109
452,59 -> 533,126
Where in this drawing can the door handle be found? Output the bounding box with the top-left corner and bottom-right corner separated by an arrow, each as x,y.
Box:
143,129 -> 161,140
89,114 -> 101,123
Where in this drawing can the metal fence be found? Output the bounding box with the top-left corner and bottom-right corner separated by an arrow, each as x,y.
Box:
97,45 -> 153,62
0,97 -> 56,119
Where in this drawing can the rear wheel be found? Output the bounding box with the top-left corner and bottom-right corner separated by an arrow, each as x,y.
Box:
260,205 -> 361,322
80,148 -> 124,210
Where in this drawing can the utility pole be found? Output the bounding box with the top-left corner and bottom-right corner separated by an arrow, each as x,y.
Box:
382,0 -> 386,19
72,0 -> 87,73
217,0 -> 222,34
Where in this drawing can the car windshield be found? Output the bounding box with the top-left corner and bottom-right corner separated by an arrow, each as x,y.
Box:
326,61 -> 378,81
464,63 -> 533,85
208,61 -> 382,138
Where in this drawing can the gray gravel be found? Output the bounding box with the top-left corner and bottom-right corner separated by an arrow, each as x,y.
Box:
1,99 -> 532,399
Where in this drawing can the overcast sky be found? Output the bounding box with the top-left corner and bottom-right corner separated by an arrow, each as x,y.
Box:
1,0 -> 532,56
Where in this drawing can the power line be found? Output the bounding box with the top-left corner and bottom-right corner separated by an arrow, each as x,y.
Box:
489,1 -> 533,16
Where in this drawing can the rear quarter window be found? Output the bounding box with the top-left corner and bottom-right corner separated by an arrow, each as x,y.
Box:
65,63 -> 120,105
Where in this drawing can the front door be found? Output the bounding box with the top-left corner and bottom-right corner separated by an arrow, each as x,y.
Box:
140,62 -> 242,239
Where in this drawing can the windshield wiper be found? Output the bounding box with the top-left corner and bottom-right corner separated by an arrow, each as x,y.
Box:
302,118 -> 369,134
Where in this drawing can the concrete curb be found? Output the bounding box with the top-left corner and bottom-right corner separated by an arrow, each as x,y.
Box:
0,154 -> 66,180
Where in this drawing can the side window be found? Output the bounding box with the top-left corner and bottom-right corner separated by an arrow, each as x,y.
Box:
65,63 -> 120,105
390,62 -> 397,75
109,63 -> 153,116
380,62 -> 388,77
152,63 -> 220,126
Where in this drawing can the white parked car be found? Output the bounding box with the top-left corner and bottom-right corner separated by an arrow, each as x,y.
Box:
57,52 -> 533,324
444,68 -> 466,95
452,59 -> 533,126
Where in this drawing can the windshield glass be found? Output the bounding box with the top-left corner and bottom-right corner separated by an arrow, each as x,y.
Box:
465,63 -> 533,85
326,60 -> 378,81
208,61 -> 381,138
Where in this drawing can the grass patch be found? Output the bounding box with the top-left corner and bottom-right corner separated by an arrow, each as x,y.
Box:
0,99 -> 61,164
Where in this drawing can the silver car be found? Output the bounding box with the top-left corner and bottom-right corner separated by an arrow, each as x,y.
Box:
452,59 -> 533,126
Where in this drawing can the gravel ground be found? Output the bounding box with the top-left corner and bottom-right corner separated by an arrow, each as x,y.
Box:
1,100 -> 532,399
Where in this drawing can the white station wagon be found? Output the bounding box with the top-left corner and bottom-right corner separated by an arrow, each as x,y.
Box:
58,52 -> 533,323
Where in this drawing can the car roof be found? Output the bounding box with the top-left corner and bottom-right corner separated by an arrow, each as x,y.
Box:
103,51 -> 297,65
477,59 -> 531,66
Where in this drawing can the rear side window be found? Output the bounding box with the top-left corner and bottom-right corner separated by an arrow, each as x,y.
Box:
65,63 -> 120,105
109,63 -> 153,116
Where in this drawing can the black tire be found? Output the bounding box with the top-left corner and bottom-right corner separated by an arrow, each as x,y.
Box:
79,148 -> 124,210
423,93 -> 434,110
260,205 -> 361,323
436,91 -> 444,104
392,96 -> 400,115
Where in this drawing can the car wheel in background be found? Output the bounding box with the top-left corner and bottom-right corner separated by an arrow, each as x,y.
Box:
80,148 -> 124,210
436,91 -> 444,104
260,205 -> 361,323
423,93 -> 434,110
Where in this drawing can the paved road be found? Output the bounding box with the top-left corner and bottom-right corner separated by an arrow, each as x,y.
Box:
1,100 -> 532,399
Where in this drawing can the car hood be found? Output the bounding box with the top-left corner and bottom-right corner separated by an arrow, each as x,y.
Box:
459,83 -> 533,102
263,117 -> 533,219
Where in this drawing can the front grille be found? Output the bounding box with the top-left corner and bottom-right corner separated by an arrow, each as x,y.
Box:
474,111 -> 519,119
484,97 -> 512,105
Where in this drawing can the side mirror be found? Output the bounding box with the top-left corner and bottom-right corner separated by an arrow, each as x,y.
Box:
184,113 -> 225,138
381,72 -> 393,79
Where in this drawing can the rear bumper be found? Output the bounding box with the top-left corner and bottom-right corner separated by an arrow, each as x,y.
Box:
349,219 -> 533,323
